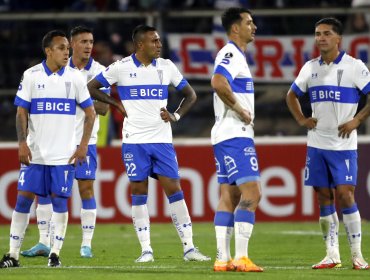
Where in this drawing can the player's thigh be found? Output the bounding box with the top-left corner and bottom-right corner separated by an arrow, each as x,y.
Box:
326,150 -> 357,186
304,147 -> 330,187
17,164 -> 48,196
151,143 -> 180,180
122,143 -> 151,181
75,144 -> 97,180
50,164 -> 75,197
218,183 -> 240,211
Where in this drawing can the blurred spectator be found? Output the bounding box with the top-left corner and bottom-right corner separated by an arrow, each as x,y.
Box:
344,12 -> 369,33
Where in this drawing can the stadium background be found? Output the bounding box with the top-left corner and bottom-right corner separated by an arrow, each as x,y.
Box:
0,0 -> 370,224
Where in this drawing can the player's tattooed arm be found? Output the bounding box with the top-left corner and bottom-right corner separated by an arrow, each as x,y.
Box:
16,107 -> 32,165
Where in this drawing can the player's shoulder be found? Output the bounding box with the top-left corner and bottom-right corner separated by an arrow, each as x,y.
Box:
156,57 -> 175,67
24,63 -> 43,76
340,52 -> 363,65
90,59 -> 106,73
216,42 -> 243,61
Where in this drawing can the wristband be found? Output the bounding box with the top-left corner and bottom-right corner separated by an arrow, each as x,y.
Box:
232,102 -> 244,114
173,112 -> 181,121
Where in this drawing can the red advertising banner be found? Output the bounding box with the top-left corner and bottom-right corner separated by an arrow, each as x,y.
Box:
168,34 -> 370,82
1,138 -> 370,224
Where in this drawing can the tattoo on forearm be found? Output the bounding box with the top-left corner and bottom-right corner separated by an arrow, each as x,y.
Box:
16,113 -> 27,142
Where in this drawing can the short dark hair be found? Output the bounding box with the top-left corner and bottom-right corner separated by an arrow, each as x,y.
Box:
132,25 -> 157,44
41,30 -> 66,55
222,7 -> 252,34
70,25 -> 93,38
315,17 -> 343,35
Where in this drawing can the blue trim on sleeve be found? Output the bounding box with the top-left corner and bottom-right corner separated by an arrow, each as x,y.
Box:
214,65 -> 233,84
80,98 -> 93,108
291,83 -> 305,97
175,78 -> 188,91
362,82 -> 370,94
14,96 -> 31,109
95,72 -> 111,88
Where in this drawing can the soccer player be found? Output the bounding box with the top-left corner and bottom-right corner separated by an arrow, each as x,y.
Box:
0,30 -> 95,268
211,8 -> 263,273
87,25 -> 210,263
286,17 -> 370,270
20,26 -> 109,259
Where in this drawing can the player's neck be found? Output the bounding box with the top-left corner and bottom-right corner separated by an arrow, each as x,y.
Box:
228,36 -> 247,53
45,60 -> 63,73
320,50 -> 340,64
71,56 -> 89,70
135,53 -> 152,66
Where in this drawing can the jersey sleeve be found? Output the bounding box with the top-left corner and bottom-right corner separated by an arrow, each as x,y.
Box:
168,59 -> 188,90
95,61 -> 119,89
95,63 -> 111,94
14,70 -> 32,109
213,50 -> 242,84
75,72 -> 93,108
353,59 -> 370,95
290,62 -> 310,97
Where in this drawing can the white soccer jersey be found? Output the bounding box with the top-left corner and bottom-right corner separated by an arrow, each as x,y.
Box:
95,54 -> 187,143
14,61 -> 93,165
69,57 -> 107,145
211,41 -> 255,145
291,51 -> 370,150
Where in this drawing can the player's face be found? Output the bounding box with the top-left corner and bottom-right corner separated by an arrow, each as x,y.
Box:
71,32 -> 94,61
314,24 -> 341,54
238,13 -> 257,44
46,36 -> 70,68
141,31 -> 162,60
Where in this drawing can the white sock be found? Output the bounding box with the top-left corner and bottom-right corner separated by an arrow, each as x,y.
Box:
50,212 -> 68,256
319,212 -> 340,260
169,199 -> 194,253
36,203 -> 52,247
132,205 -> 152,252
215,226 -> 233,261
234,222 -> 253,260
343,211 -> 362,258
81,208 -> 96,248
9,211 -> 30,259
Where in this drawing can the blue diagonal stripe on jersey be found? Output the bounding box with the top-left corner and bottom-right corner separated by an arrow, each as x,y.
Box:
308,86 -> 361,103
117,85 -> 169,100
30,98 -> 76,115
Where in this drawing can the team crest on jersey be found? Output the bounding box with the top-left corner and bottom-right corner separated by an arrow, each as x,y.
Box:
337,69 -> 344,86
224,52 -> 233,58
65,82 -> 71,98
157,70 -> 163,85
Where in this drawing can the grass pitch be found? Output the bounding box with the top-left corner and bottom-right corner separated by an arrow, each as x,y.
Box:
0,222 -> 369,279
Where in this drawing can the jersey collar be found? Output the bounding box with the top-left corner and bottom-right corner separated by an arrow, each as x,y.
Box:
69,57 -> 93,70
42,60 -> 65,76
131,53 -> 157,67
319,51 -> 345,65
228,41 -> 246,58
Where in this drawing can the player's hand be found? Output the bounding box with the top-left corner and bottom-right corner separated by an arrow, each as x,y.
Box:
18,141 -> 32,166
68,145 -> 88,166
299,117 -> 317,130
238,109 -> 252,125
160,107 -> 176,122
338,118 -> 360,138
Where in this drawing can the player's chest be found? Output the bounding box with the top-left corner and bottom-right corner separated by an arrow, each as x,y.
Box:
309,66 -> 352,87
120,68 -> 171,85
31,75 -> 76,99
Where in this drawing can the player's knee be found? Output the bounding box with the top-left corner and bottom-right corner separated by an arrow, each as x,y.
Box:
51,196 -> 68,213
79,187 -> 94,199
